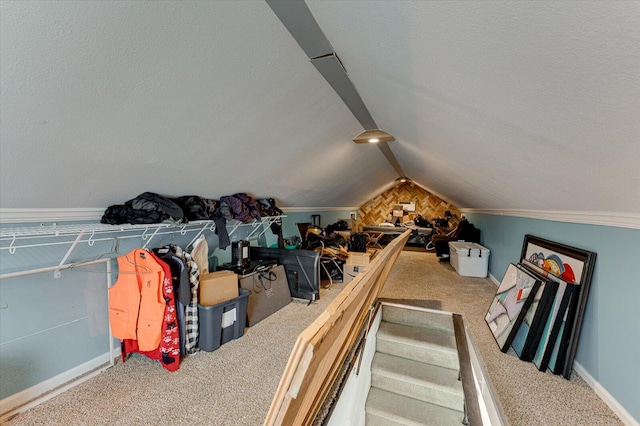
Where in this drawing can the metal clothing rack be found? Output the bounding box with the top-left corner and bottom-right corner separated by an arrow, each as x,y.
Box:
0,216 -> 285,277
0,216 -> 285,418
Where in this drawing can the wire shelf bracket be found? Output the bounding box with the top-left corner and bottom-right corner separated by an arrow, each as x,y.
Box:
1,216 -> 286,271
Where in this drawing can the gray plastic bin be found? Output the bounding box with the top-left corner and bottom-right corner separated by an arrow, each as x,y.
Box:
198,288 -> 250,352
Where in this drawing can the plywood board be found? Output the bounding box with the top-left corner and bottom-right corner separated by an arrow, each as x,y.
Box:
264,230 -> 410,425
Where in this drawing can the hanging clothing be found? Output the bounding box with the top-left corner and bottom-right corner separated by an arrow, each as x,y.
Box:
108,249 -> 166,352
152,248 -> 191,306
211,215 -> 230,249
172,245 -> 200,355
153,248 -> 190,357
122,252 -> 181,372
257,198 -> 284,238
191,235 -> 209,275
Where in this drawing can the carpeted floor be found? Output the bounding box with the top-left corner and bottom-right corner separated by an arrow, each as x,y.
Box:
379,251 -> 622,426
5,251 -> 622,425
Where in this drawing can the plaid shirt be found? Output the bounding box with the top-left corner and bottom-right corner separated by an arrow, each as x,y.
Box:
174,246 -> 200,355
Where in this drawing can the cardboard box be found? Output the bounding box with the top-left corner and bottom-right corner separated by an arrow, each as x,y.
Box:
198,288 -> 250,352
343,263 -> 368,284
347,252 -> 370,266
200,270 -> 239,306
335,230 -> 352,241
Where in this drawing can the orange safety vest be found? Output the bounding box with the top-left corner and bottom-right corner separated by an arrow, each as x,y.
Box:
108,249 -> 166,351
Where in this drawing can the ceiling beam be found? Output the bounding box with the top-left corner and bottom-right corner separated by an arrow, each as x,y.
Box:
266,0 -> 406,177
376,142 -> 405,177
264,0 -> 332,58
310,54 -> 376,130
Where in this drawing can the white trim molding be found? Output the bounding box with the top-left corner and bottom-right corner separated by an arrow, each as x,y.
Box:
0,208 -> 105,224
0,207 -> 360,224
573,362 -> 640,426
10,207 -> 638,229
459,209 -> 640,230
280,206 -> 358,213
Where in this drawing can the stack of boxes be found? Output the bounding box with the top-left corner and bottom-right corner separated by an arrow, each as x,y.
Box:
198,271 -> 249,352
343,252 -> 371,284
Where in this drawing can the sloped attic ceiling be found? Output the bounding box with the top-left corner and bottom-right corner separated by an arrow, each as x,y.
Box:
1,1 -> 639,214
0,1 -> 396,209
305,1 -> 640,213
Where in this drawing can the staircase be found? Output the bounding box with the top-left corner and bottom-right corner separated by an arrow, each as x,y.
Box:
365,305 -> 466,425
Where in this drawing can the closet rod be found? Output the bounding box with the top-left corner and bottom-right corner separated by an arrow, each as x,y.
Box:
1,234 -> 142,252
0,257 -> 111,280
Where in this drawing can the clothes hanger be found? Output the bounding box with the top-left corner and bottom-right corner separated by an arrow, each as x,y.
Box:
94,237 -> 120,260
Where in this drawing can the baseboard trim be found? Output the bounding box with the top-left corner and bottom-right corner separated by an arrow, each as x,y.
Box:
488,273 -> 500,287
573,361 -> 639,426
0,349 -> 119,422
460,209 -> 640,230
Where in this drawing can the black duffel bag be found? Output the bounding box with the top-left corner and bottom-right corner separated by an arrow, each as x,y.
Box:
349,233 -> 367,253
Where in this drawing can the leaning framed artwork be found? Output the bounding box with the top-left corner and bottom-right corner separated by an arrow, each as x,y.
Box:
518,234 -> 597,379
485,263 -> 541,352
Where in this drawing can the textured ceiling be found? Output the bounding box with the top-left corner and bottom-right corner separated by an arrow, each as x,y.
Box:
1,1 -> 639,214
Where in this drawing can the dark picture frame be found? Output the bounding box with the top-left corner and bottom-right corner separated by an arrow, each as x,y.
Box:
511,274 -> 558,362
485,263 -> 542,352
518,234 -> 597,379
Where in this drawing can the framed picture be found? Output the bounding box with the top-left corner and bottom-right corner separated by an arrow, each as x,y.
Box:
398,201 -> 416,212
511,275 -> 557,362
532,279 -> 576,372
518,235 -> 597,379
540,282 -> 578,373
485,263 -> 542,352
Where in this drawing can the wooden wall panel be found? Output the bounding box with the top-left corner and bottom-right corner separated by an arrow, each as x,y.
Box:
357,182 -> 461,231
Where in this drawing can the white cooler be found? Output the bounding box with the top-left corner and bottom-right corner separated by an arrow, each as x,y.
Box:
448,241 -> 490,277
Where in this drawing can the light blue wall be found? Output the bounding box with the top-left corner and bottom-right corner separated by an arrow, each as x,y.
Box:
11,209 -> 636,420
465,213 -> 640,422
0,221 -> 226,400
0,209 -> 351,401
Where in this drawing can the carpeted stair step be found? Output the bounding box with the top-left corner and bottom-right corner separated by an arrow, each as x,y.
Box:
371,352 -> 464,412
382,305 -> 454,333
376,321 -> 459,370
365,387 -> 465,426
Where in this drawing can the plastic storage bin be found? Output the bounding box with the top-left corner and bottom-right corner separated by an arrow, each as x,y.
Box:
198,288 -> 250,352
449,241 -> 490,277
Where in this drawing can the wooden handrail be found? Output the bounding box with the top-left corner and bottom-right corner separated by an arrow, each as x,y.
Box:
453,313 -> 482,426
264,230 -> 410,426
